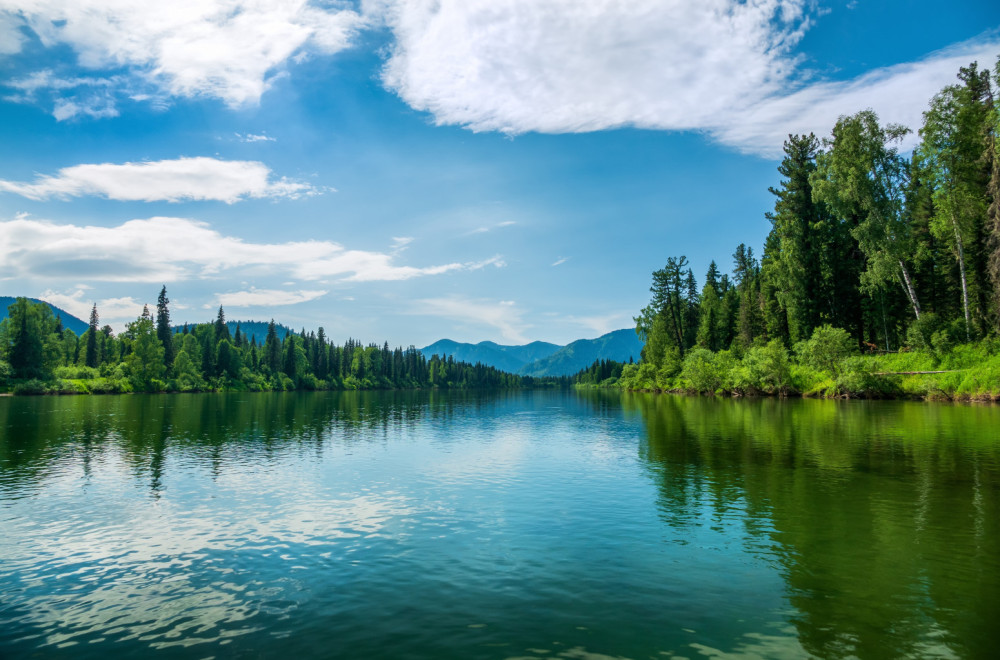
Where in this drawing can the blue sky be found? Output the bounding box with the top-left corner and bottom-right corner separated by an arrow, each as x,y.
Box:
0,1 -> 998,346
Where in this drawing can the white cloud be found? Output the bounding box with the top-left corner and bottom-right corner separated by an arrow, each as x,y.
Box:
374,0 -> 810,135
0,0 -> 365,109
468,255 -> 506,270
551,257 -> 568,267
0,157 -> 317,203
0,11 -> 23,54
370,0 -> 1000,156
0,215 -> 502,284
411,296 -> 529,343
40,287 -> 147,324
215,287 -> 327,307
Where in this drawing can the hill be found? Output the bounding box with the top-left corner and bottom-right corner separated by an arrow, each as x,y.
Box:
421,330 -> 642,377
517,329 -> 643,377
0,296 -> 90,335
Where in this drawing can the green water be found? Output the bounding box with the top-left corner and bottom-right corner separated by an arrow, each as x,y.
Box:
1,390 -> 998,659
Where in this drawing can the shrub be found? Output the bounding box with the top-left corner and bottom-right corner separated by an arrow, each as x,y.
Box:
13,379 -> 49,395
795,325 -> 855,377
682,348 -> 726,393
836,357 -> 901,398
634,362 -> 658,390
737,340 -> 791,394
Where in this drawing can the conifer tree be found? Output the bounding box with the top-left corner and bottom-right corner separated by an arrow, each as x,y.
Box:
156,286 -> 175,368
85,304 -> 100,368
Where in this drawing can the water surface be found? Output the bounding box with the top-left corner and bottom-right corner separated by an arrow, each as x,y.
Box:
1,390 -> 998,658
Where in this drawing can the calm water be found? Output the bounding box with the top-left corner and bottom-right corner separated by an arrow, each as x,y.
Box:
1,390 -> 998,659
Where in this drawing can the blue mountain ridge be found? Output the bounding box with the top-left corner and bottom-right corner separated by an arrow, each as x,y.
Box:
420,329 -> 642,377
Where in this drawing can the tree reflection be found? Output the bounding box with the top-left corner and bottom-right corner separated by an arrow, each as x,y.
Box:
627,393 -> 1000,658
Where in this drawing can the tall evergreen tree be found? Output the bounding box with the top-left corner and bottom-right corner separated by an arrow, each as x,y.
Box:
156,286 -> 175,368
85,304 -> 101,368
214,305 -> 231,342
764,134 -> 830,343
265,320 -> 281,374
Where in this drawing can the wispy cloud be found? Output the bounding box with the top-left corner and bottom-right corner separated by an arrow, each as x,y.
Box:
411,296 -> 529,343
0,157 -> 317,203
551,257 -> 568,267
566,313 -> 629,337
235,132 -> 277,143
214,287 -> 327,307
391,236 -> 414,250
709,38 -> 1000,156
0,1 -> 365,111
0,215 -> 504,284
466,220 -> 517,236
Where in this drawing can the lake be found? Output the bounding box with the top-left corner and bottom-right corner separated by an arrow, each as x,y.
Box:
1,390 -> 998,659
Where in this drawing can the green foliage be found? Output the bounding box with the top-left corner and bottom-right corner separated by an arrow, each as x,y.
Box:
54,365 -> 100,380
3,298 -> 60,380
124,311 -> 165,391
0,359 -> 12,387
735,340 -> 791,394
681,348 -> 727,393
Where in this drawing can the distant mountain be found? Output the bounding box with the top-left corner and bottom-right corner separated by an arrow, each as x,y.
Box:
420,330 -> 642,377
173,320 -> 297,345
518,329 -> 643,377
0,296 -> 89,335
419,339 -> 554,373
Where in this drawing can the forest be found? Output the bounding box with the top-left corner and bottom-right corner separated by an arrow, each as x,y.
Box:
621,58 -> 1000,400
0,290 -> 562,394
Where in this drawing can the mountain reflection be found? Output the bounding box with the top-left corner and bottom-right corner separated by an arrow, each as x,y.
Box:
626,393 -> 1000,659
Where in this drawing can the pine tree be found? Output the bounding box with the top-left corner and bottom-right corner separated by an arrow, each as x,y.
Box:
156,286 -> 175,368
85,304 -> 101,368
214,306 -> 230,342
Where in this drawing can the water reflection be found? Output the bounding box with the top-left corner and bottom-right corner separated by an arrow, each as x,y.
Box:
2,391 -> 999,659
625,393 -> 1000,659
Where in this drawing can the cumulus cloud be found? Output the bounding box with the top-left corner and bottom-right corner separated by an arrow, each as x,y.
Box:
0,0 -> 364,110
0,157 -> 317,203
0,215 -> 503,284
215,287 -> 327,307
374,0 -> 810,135
411,296 -> 529,343
370,0 -> 1000,156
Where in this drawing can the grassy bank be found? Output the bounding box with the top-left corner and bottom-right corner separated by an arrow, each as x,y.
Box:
618,328 -> 1000,401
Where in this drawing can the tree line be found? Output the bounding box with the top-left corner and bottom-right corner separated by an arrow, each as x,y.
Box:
623,58 -> 1000,398
0,288 -> 551,394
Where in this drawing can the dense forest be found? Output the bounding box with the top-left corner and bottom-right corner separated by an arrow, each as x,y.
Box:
0,290 -> 563,394
622,59 -> 1000,400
